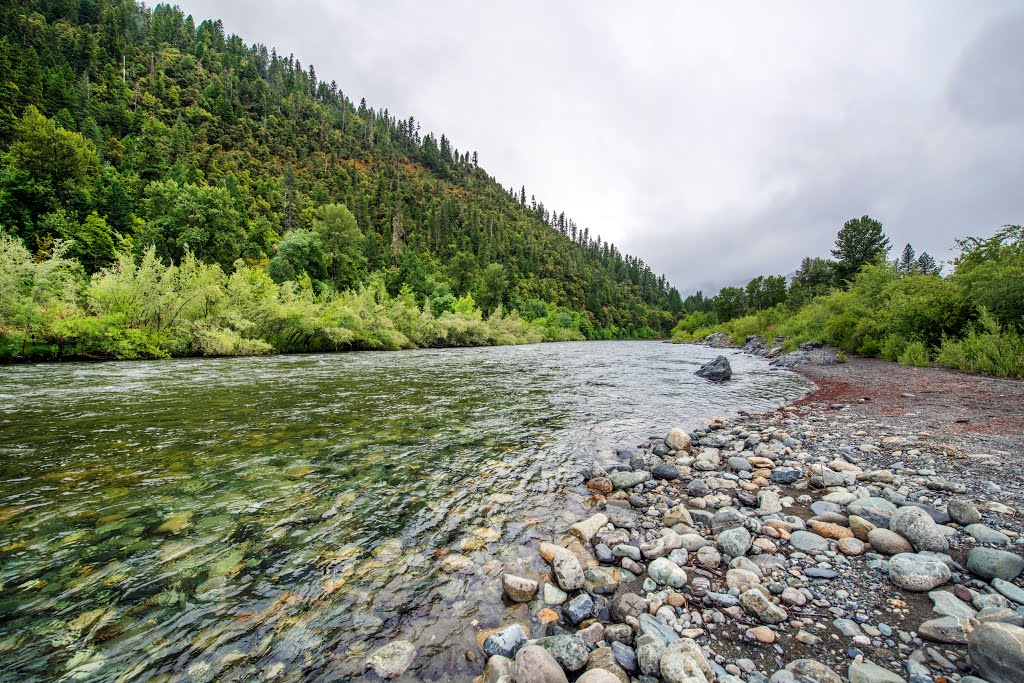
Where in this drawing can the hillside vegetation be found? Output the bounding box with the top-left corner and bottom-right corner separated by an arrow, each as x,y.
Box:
673,218 -> 1024,378
0,1 -> 682,360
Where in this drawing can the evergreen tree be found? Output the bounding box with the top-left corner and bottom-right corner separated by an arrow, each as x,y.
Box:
832,215 -> 891,283
896,243 -> 917,274
916,252 -> 939,275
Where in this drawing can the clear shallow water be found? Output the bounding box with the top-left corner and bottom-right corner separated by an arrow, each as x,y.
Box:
0,341 -> 811,682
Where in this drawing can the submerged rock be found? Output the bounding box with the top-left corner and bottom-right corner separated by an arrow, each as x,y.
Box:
366,640 -> 416,678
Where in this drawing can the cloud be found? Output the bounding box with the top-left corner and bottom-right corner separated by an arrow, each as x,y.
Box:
182,0 -> 1024,293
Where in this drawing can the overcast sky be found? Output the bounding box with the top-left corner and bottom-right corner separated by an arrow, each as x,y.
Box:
184,1 -> 1024,294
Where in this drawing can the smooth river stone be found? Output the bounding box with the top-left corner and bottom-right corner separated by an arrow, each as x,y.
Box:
366,640 -> 417,678
966,547 -> 1024,581
889,506 -> 948,553
609,471 -> 651,490
888,553 -> 951,592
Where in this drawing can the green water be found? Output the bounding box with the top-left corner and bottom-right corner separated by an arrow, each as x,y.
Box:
0,341 -> 811,681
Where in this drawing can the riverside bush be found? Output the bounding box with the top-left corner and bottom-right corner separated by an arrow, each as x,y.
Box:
898,341 -> 931,367
936,314 -> 1024,378
0,237 -> 571,361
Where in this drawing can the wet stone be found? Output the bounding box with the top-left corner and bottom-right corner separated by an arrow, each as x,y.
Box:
366,640 -> 417,679
484,624 -> 528,659
564,592 -> 595,625
535,634 -> 589,672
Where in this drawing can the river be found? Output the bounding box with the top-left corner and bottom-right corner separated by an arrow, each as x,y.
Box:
0,341 -> 812,681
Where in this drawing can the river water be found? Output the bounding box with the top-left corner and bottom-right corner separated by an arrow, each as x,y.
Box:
0,341 -> 812,682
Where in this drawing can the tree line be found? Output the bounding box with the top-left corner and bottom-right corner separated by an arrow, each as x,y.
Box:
673,216 -> 1023,378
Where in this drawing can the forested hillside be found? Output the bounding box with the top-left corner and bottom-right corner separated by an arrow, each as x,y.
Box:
0,1 -> 683,360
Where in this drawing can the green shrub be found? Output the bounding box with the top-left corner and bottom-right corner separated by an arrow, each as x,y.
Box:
936,313 -> 1024,378
898,341 -> 930,367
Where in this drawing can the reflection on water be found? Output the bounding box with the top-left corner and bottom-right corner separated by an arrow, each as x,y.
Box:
0,341 -> 811,681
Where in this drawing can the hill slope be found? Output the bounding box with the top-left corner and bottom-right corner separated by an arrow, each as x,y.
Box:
0,1 -> 683,359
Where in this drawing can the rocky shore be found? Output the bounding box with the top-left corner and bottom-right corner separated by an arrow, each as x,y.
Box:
447,358 -> 1024,683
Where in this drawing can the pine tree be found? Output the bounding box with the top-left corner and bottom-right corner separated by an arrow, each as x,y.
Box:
897,243 -> 915,273
916,252 -> 939,275
831,215 -> 891,283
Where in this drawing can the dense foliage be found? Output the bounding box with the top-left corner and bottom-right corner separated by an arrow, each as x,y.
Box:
672,220 -> 1024,378
0,0 -> 684,360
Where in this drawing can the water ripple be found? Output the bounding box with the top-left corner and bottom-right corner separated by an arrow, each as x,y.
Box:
0,341 -> 810,681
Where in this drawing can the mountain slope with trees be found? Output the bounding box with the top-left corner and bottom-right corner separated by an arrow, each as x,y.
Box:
0,1 -> 683,360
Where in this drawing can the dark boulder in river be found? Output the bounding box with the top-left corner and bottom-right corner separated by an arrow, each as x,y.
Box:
695,355 -> 732,382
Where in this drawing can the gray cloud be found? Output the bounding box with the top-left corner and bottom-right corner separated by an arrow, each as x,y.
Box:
184,0 -> 1024,294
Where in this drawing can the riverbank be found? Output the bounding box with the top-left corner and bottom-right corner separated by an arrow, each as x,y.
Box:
450,355 -> 1024,683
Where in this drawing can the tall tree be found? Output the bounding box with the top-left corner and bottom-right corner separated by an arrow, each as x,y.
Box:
916,252 -> 939,275
314,203 -> 365,289
832,215 -> 891,283
896,243 -> 917,274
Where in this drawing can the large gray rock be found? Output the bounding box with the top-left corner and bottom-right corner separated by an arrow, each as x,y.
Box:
784,659 -> 843,683
514,644 -> 569,683
695,355 -> 732,382
968,622 -> 1024,683
648,557 -> 688,588
888,553 -> 951,592
965,524 -> 1011,546
366,640 -> 417,679
544,547 -> 585,591
993,577 -> 1024,605
636,635 -> 665,676
717,527 -> 752,558
918,615 -> 975,644
660,651 -> 707,683
563,592 -> 595,625
929,590 -> 978,617
889,506 -> 949,553
789,530 -> 830,553
663,505 -> 694,528
638,613 -> 680,646
609,593 -> 647,622
740,588 -> 788,624
966,547 -> 1024,581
